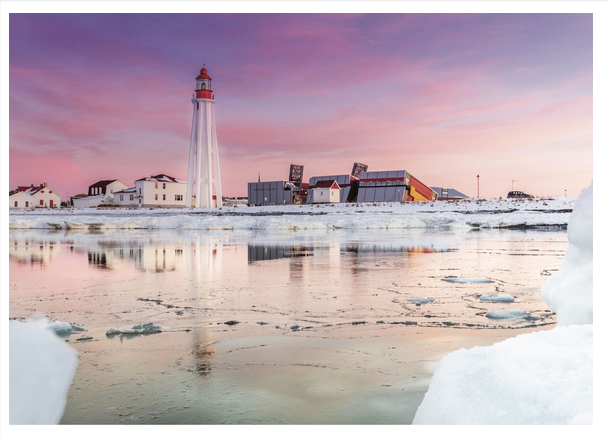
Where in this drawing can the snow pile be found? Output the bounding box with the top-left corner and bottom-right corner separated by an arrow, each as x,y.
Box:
10,316 -> 79,424
542,182 -> 593,325
106,323 -> 162,336
413,182 -> 593,425
412,325 -> 592,424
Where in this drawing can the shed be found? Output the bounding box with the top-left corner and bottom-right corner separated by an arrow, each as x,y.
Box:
308,180 -> 340,204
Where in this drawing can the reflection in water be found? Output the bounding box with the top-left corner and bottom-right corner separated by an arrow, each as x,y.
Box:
248,245 -> 312,263
9,239 -> 59,268
191,330 -> 216,377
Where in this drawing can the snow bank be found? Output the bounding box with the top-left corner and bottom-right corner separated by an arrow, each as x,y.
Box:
9,316 -> 79,424
542,182 -> 593,326
8,197 -> 574,231
413,182 -> 593,425
412,325 -> 592,424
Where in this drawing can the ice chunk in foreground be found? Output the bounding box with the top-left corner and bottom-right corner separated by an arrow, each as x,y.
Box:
441,277 -> 494,283
479,294 -> 514,303
10,317 -> 79,424
412,325 -> 592,424
542,182 -> 593,326
486,309 -> 529,319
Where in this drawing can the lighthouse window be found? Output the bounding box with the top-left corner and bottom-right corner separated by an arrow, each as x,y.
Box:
163,194 -> 166,201
163,183 -> 166,189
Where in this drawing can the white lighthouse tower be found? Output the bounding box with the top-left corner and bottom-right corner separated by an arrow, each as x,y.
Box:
186,66 -> 222,208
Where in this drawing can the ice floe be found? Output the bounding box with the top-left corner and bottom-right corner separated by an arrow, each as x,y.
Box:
479,294 -> 514,303
441,277 -> 494,284
106,323 -> 162,336
485,309 -> 530,319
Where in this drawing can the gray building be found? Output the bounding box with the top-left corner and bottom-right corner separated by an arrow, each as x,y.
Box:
247,181 -> 298,206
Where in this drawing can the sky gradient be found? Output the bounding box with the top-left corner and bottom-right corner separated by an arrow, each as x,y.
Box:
9,13 -> 593,200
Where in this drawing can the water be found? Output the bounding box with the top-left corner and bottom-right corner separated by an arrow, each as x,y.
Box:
9,228 -> 567,424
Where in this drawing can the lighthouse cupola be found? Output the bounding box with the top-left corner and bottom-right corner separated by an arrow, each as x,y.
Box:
195,67 -> 213,99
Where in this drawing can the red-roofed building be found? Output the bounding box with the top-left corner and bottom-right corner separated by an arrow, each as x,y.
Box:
9,182 -> 61,209
308,180 -> 340,203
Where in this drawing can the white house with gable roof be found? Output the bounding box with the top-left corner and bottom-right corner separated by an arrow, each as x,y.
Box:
135,174 -> 187,208
9,182 -> 62,209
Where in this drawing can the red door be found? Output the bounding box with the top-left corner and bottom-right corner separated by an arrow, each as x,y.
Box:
40,199 -> 43,206
50,199 -> 54,207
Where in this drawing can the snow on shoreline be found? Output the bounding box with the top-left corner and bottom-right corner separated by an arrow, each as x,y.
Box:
9,198 -> 574,231
413,183 -> 593,425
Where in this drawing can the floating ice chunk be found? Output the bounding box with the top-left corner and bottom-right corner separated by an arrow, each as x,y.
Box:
479,294 -> 515,303
106,323 -> 162,336
408,298 -> 435,304
486,309 -> 530,319
46,321 -> 73,336
10,317 -> 79,424
442,277 -> 494,283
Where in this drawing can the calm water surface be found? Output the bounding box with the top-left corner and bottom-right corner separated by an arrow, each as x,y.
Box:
9,228 -> 567,424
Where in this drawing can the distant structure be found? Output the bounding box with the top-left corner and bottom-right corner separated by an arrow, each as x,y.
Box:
186,66 -> 222,208
72,179 -> 129,208
358,170 -> 437,202
247,164 -> 308,206
430,187 -> 470,201
351,162 -> 368,179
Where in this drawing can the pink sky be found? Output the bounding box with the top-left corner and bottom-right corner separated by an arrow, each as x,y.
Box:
9,13 -> 592,199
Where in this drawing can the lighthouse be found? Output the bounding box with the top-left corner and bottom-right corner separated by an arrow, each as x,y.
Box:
186,66 -> 223,208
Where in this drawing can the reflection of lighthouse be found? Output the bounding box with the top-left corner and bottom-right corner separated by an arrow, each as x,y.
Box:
186,66 -> 223,208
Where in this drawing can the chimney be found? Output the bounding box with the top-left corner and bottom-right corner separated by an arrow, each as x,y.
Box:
31,184 -> 34,187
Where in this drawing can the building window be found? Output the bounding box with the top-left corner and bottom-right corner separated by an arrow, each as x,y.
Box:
130,194 -> 134,201
155,183 -> 158,189
163,183 -> 166,189
139,188 -> 141,194
120,195 -> 124,201
163,194 -> 166,201
25,201 -> 29,207
139,199 -> 141,204
175,194 -> 183,201
14,201 -> 18,207
110,189 -> 114,194
155,194 -> 158,200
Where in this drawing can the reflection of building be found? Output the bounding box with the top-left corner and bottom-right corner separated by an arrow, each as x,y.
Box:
248,245 -> 313,263
9,239 -> 60,266
133,244 -> 180,272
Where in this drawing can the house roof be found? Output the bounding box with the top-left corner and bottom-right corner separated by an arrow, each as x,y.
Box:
17,183 -> 48,195
430,187 -> 470,198
89,179 -> 120,189
311,180 -> 340,189
114,187 -> 137,194
135,174 -> 185,183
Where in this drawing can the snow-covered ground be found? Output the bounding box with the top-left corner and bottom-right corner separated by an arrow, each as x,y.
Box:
9,197 -> 575,231
413,183 -> 593,425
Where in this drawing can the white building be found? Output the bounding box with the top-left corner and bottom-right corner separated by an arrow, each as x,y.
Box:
73,179 -> 129,208
135,174 -> 187,208
9,183 -> 62,208
308,180 -> 340,203
113,187 -> 138,207
9,191 -> 36,209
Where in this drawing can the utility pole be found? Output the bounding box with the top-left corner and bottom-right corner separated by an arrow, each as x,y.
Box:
477,175 -> 480,198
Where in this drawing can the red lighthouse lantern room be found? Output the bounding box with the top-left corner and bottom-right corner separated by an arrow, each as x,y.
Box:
195,67 -> 213,99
